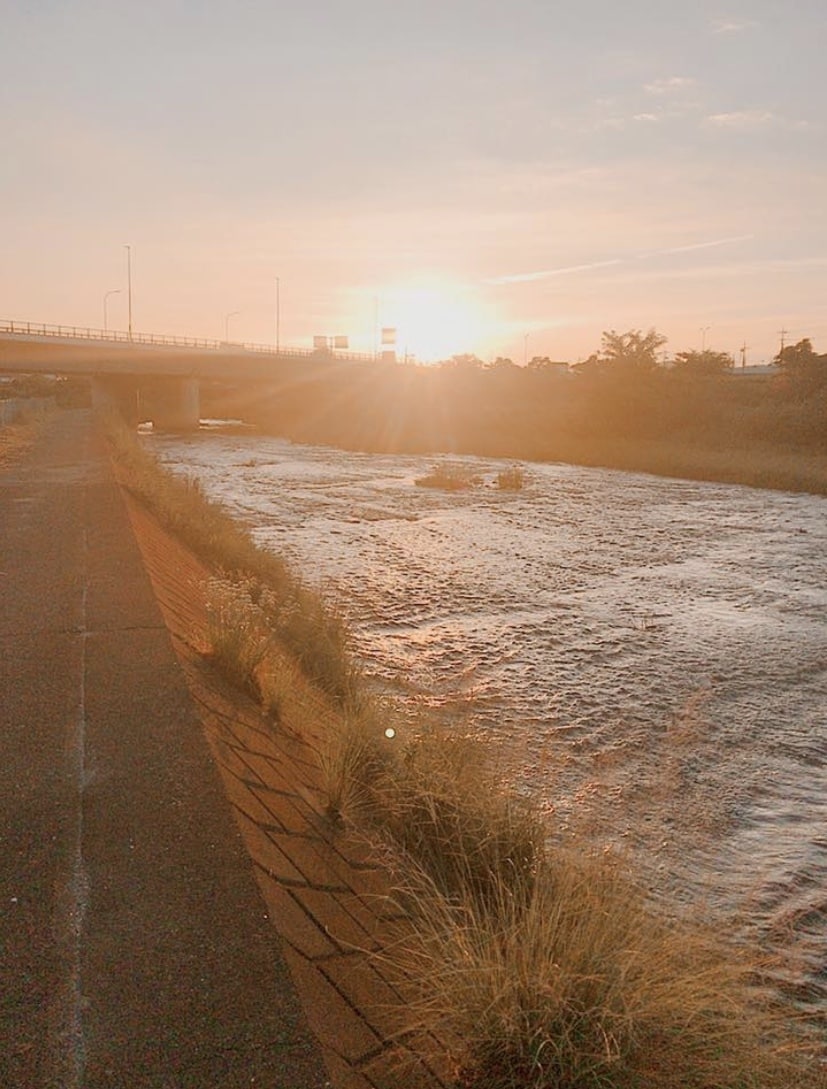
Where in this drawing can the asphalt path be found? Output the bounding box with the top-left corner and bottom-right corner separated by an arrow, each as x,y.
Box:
0,410 -> 329,1088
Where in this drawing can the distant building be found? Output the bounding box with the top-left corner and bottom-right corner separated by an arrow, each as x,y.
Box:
731,364 -> 778,377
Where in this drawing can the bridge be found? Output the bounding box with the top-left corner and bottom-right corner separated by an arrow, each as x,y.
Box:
0,319 -> 384,429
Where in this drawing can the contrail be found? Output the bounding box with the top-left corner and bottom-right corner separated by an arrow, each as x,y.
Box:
487,234 -> 754,286
485,259 -> 623,285
642,233 -> 754,258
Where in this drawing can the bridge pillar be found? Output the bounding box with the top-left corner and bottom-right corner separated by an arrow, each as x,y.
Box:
149,377 -> 200,431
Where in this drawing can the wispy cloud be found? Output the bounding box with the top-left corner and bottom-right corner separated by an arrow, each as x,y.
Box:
646,234 -> 755,257
644,77 -> 696,95
486,259 -> 623,285
486,235 -> 754,286
711,18 -> 757,34
707,110 -> 776,128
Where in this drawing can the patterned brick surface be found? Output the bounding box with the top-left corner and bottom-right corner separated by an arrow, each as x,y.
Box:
125,497 -> 452,1089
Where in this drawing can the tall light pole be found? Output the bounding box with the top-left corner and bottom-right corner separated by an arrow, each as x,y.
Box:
224,310 -> 240,342
700,325 -> 710,352
275,277 -> 280,352
103,289 -> 121,333
124,245 -> 133,339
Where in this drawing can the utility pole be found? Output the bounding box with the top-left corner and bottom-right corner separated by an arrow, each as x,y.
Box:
124,244 -> 133,339
778,328 -> 789,357
277,278 -> 281,353
740,341 -> 749,368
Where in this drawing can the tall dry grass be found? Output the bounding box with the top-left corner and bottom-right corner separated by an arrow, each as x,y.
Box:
106,414 -> 356,707
389,842 -> 825,1088
104,411 -> 827,1089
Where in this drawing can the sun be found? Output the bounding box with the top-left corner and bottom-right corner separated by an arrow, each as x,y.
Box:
380,282 -> 490,363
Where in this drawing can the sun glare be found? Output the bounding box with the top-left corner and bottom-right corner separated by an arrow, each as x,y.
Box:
381,283 -> 490,363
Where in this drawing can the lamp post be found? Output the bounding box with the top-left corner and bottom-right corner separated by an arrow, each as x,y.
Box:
700,325 -> 711,352
124,245 -> 133,339
275,278 -> 280,353
224,310 -> 240,342
103,289 -> 121,333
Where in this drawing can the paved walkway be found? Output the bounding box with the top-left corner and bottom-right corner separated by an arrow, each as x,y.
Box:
0,411 -> 330,1087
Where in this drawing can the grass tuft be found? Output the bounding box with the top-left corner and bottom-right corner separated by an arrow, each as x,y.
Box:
496,464 -> 526,490
415,462 -> 480,490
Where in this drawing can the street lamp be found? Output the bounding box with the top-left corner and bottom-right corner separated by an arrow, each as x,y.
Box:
224,310 -> 240,342
275,277 -> 280,353
700,325 -> 711,352
103,289 -> 121,333
124,245 -> 133,339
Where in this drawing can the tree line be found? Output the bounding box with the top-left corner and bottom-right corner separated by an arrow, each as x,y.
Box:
205,328 -> 827,493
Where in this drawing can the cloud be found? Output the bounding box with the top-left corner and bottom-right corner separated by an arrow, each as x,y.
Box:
641,235 -> 754,258
711,18 -> 757,34
486,236 -> 755,286
633,113 -> 661,123
706,110 -> 776,128
644,77 -> 696,95
486,259 -> 623,285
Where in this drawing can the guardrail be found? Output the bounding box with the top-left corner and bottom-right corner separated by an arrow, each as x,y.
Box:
0,319 -> 378,363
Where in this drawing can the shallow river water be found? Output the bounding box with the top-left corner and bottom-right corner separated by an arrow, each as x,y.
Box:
150,431 -> 827,1026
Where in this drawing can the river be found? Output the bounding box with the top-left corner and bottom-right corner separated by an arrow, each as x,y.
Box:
149,430 -> 827,1027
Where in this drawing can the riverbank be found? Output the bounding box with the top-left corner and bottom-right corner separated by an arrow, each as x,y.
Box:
203,359 -> 827,496
118,411 -> 827,1084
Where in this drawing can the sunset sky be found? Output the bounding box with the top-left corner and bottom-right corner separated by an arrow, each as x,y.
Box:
2,1 -> 825,364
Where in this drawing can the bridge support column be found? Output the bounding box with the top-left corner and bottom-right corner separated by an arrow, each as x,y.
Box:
150,377 -> 200,431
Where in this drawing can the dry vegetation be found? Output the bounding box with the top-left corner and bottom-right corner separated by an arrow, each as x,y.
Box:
0,405 -> 52,467
415,462 -> 481,490
105,411 -> 827,1089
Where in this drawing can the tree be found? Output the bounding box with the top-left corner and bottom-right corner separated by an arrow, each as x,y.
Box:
439,353 -> 485,372
774,338 -> 827,396
671,349 -> 733,377
598,328 -> 667,372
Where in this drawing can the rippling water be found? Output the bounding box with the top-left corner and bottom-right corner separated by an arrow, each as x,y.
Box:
151,431 -> 827,1024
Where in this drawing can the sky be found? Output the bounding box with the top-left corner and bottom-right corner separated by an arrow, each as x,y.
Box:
1,1 -> 825,364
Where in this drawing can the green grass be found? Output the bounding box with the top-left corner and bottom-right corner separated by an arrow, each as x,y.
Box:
103,410 -> 827,1089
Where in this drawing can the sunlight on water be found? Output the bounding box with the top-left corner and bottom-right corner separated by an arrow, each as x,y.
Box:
152,432 -> 827,1024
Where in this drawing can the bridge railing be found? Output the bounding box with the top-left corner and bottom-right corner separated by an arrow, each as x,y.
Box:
0,319 -> 378,363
